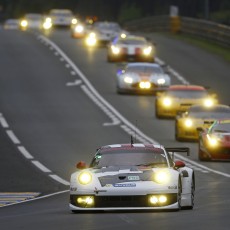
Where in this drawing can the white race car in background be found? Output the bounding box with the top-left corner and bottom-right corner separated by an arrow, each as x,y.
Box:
107,35 -> 155,62
85,21 -> 128,46
69,143 -> 195,212
116,62 -> 171,94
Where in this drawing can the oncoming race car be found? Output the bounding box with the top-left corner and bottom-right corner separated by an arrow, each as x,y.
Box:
116,62 -> 171,94
198,119 -> 230,161
155,85 -> 218,118
175,104 -> 230,141
69,143 -> 195,212
107,35 -> 155,62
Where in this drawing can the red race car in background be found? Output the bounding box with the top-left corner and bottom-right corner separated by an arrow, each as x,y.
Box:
198,119 -> 230,161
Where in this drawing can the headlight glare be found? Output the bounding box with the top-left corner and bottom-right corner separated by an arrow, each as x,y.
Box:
163,97 -> 172,106
157,78 -> 166,85
111,45 -> 120,54
153,171 -> 169,184
204,98 -> 214,107
185,119 -> 193,127
143,46 -> 152,55
124,76 -> 133,84
78,171 -> 92,185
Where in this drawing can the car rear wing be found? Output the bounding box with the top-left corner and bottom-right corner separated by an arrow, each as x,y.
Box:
165,147 -> 190,160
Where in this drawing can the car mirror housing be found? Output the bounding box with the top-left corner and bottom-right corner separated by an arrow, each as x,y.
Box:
76,161 -> 87,169
174,160 -> 185,169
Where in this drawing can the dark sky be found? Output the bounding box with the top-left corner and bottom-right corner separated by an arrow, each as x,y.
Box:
0,0 -> 229,23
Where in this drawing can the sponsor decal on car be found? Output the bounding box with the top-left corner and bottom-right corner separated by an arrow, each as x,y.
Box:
113,183 -> 136,187
128,175 -> 140,181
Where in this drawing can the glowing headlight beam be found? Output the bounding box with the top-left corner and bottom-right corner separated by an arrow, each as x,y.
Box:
154,171 -> 169,184
78,172 -> 92,185
124,76 -> 133,84
204,98 -> 214,107
143,46 -> 152,55
111,45 -> 120,54
163,98 -> 172,106
185,119 -> 193,127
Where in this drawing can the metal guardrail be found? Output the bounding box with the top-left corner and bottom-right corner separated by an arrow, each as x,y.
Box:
124,15 -> 230,47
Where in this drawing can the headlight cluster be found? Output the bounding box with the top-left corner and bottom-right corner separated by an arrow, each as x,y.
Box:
111,45 -> 120,54
71,18 -> 78,25
207,134 -> 222,147
162,97 -> 172,107
184,119 -> 193,128
143,46 -> 153,56
139,81 -> 151,89
86,33 -> 97,46
78,171 -> 92,185
203,98 -> 214,107
124,76 -> 133,84
20,20 -> 28,29
75,25 -> 84,33
43,18 -> 52,30
153,170 -> 170,184
149,195 -> 167,205
157,78 -> 166,85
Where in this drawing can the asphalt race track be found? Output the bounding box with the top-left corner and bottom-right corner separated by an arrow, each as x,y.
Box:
0,28 -> 230,230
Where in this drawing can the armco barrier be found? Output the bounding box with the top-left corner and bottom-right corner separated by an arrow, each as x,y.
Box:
124,15 -> 230,47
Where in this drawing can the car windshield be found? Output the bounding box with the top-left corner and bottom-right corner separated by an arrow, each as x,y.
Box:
90,148 -> 169,168
126,65 -> 164,74
167,90 -> 208,98
188,107 -> 230,119
212,123 -> 230,133
118,38 -> 147,45
25,14 -> 42,20
95,22 -> 120,31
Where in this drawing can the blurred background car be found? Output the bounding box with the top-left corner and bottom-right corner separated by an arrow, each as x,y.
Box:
19,13 -> 43,30
107,35 -> 155,62
175,104 -> 230,141
155,85 -> 218,118
116,62 -> 171,94
198,119 -> 230,161
85,21 -> 128,46
3,19 -> 19,30
46,9 -> 77,27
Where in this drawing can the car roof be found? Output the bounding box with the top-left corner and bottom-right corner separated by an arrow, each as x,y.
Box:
98,143 -> 164,153
126,62 -> 161,68
189,104 -> 230,112
120,35 -> 146,41
169,85 -> 206,91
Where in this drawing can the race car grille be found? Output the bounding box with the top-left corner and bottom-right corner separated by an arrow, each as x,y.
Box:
70,194 -> 177,208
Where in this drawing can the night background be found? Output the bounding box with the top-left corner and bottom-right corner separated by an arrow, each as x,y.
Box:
0,0 -> 230,25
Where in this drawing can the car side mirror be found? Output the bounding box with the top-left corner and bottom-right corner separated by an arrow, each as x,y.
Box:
174,160 -> 185,169
76,161 -> 87,169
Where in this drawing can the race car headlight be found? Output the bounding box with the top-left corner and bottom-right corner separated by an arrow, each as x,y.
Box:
86,36 -> 97,46
124,76 -> 133,84
20,20 -> 28,28
111,45 -> 120,54
207,134 -> 219,147
78,172 -> 92,185
203,98 -> 214,107
45,17 -> 52,23
43,21 -> 52,30
75,25 -> 84,33
139,81 -> 151,89
163,97 -> 172,107
153,171 -> 170,184
143,46 -> 152,55
89,32 -> 96,38
71,18 -> 78,25
120,33 -> 127,38
149,195 -> 167,205
157,78 -> 166,85
184,119 -> 193,127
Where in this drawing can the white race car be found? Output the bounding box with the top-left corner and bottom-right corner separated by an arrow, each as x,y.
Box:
116,62 -> 171,94
85,21 -> 128,46
107,35 -> 155,62
69,143 -> 195,212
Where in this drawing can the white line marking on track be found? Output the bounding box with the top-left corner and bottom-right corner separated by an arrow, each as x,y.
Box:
66,79 -> 82,86
0,116 -> 9,128
49,175 -> 70,186
37,35 -> 230,179
0,190 -> 69,208
18,146 -> 34,159
6,130 -> 20,144
31,160 -> 52,173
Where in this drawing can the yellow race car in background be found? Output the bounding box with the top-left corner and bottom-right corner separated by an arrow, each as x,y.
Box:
155,85 -> 218,118
175,104 -> 230,141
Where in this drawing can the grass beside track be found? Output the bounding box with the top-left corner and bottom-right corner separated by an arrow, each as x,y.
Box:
164,32 -> 230,63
